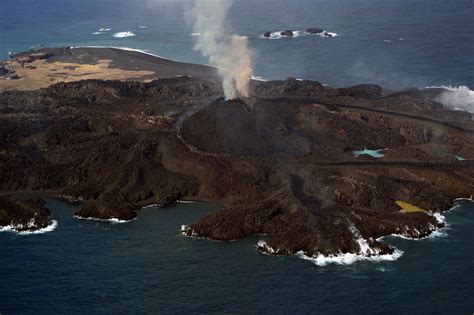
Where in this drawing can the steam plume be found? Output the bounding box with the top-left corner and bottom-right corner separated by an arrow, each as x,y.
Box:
188,0 -> 254,99
148,0 -> 254,99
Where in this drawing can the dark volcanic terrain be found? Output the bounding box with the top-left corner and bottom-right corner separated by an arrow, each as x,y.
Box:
1,48 -> 473,258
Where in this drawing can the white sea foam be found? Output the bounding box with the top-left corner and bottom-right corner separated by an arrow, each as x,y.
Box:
296,249 -> 403,266
142,203 -> 159,209
316,31 -> 338,38
190,32 -> 201,36
251,75 -> 268,82
139,26 -> 148,29
113,31 -> 136,38
256,240 -> 280,255
98,28 -> 111,32
261,30 -> 302,39
177,200 -> 198,204
0,220 -> 57,235
383,39 -> 392,43
181,224 -> 199,237
73,215 -> 136,224
376,211 -> 449,241
92,32 -> 103,35
426,85 -> 474,113
257,225 -> 403,266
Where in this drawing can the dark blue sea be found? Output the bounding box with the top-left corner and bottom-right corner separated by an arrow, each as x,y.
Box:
1,0 -> 473,89
0,200 -> 473,313
1,0 -> 473,313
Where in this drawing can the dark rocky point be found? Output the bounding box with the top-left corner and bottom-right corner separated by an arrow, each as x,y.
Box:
280,30 -> 294,37
306,28 -> 324,34
0,198 -> 53,232
263,31 -> 271,38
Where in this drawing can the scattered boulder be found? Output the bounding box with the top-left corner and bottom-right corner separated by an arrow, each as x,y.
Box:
263,31 -> 271,38
280,30 -> 294,37
323,31 -> 333,37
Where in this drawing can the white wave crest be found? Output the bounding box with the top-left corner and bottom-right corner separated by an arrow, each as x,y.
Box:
177,200 -> 198,204
256,240 -> 280,255
377,212 -> 449,241
317,31 -> 338,38
142,203 -> 159,209
138,26 -> 148,29
256,225 -> 404,266
92,32 -> 103,35
0,220 -> 57,235
251,75 -> 268,82
296,249 -> 403,266
427,85 -> 474,113
113,31 -> 136,38
98,28 -> 111,32
262,30 -> 302,40
181,224 -> 198,236
73,215 -> 136,224
190,32 -> 201,36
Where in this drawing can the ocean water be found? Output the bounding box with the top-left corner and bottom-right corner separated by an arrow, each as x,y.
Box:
0,199 -> 473,313
1,0 -> 473,90
1,1 -> 474,313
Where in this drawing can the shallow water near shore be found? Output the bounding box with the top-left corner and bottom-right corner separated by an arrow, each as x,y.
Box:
0,199 -> 473,313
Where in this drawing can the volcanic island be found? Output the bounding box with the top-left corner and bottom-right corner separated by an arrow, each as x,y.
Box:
1,47 -> 473,260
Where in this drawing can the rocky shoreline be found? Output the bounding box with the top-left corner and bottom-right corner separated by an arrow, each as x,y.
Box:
0,197 -> 55,233
0,47 -> 472,259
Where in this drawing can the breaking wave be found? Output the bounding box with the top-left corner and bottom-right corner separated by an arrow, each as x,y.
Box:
73,215 -> 136,224
379,211 -> 450,241
296,249 -> 403,266
261,29 -> 338,40
427,85 -> 474,113
113,31 -> 136,38
256,239 -> 403,266
261,30 -> 300,39
0,220 -> 58,235
315,31 -> 338,38
251,75 -> 269,82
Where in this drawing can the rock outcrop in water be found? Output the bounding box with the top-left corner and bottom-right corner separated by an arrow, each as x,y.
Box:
0,198 -> 53,232
0,48 -> 473,259
306,28 -> 324,34
280,30 -> 294,37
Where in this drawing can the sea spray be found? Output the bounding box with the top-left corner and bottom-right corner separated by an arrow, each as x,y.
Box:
428,85 -> 474,113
